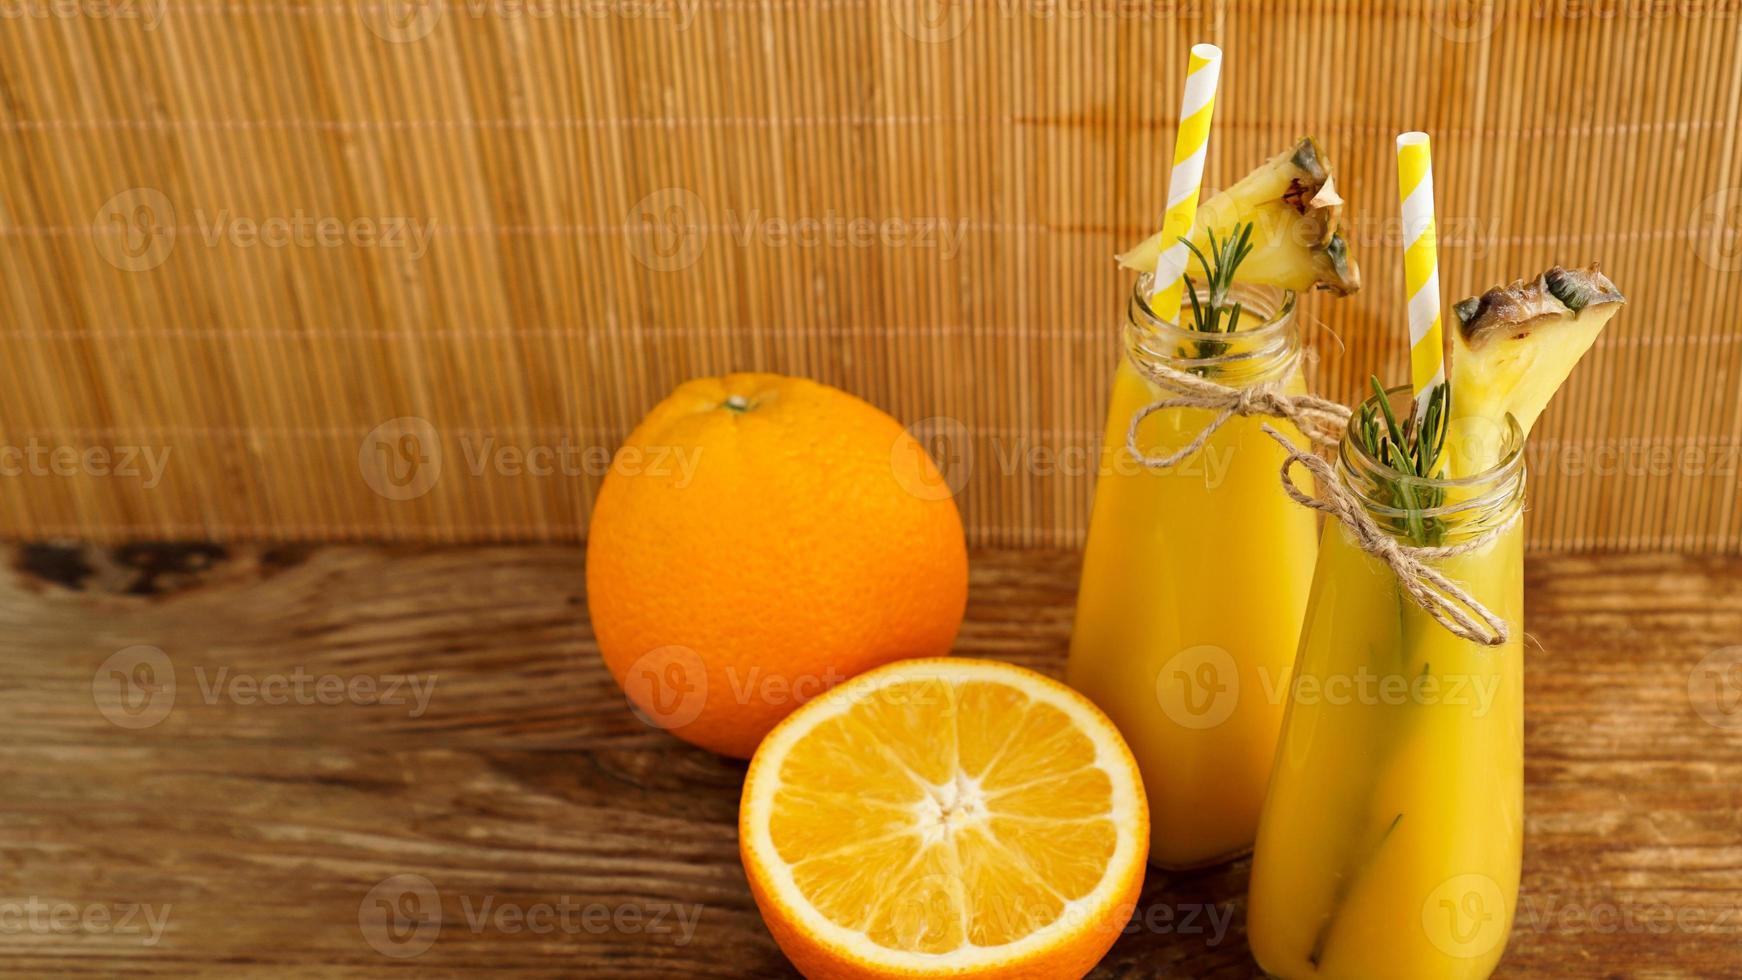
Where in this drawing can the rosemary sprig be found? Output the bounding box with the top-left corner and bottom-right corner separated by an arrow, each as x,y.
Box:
1176,221 -> 1256,361
1310,811 -> 1404,968
1355,376 -> 1452,545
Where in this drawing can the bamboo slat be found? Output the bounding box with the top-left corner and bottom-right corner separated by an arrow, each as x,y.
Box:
0,1 -> 1738,550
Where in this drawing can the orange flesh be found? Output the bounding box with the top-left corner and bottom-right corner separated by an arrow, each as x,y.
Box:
767,679 -> 1119,953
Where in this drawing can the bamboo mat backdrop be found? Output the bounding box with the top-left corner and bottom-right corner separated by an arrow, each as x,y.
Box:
1,0 -> 1739,551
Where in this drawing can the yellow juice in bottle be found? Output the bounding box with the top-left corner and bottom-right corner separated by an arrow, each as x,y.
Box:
1248,392 -> 1526,980
1068,281 -> 1320,870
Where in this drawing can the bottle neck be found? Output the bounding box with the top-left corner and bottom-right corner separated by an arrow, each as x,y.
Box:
1123,276 -> 1301,389
1336,386 -> 1527,546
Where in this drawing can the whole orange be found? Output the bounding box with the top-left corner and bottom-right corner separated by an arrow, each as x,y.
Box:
587,373 -> 968,758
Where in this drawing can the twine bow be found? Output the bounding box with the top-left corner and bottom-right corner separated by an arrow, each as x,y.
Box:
1124,357 -> 1352,470
1261,423 -> 1519,647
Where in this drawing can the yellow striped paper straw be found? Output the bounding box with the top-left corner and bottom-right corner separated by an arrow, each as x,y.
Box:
1148,43 -> 1223,323
1396,131 -> 1445,421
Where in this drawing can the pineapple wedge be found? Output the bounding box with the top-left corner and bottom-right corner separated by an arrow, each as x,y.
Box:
1446,264 -> 1626,475
1119,138 -> 1362,295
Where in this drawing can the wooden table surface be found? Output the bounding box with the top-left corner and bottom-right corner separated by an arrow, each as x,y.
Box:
3,544 -> 1739,978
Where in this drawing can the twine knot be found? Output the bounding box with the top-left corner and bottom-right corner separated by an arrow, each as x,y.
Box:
1260,423 -> 1519,647
1233,384 -> 1280,416
1124,358 -> 1351,471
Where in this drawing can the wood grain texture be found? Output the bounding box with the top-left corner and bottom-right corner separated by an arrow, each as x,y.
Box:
0,2 -> 1739,551
2,543 -> 1739,977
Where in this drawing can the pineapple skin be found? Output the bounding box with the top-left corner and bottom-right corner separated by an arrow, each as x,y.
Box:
1446,264 -> 1625,476
1119,138 -> 1362,296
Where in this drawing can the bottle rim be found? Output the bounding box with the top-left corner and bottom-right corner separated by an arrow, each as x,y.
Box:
1125,274 -> 1299,381
1338,383 -> 1527,525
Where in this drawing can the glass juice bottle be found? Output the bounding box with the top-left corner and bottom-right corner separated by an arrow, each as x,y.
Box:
1248,387 -> 1526,980
1067,277 -> 1320,870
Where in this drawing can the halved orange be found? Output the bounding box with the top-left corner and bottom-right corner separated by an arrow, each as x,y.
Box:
740,658 -> 1148,979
